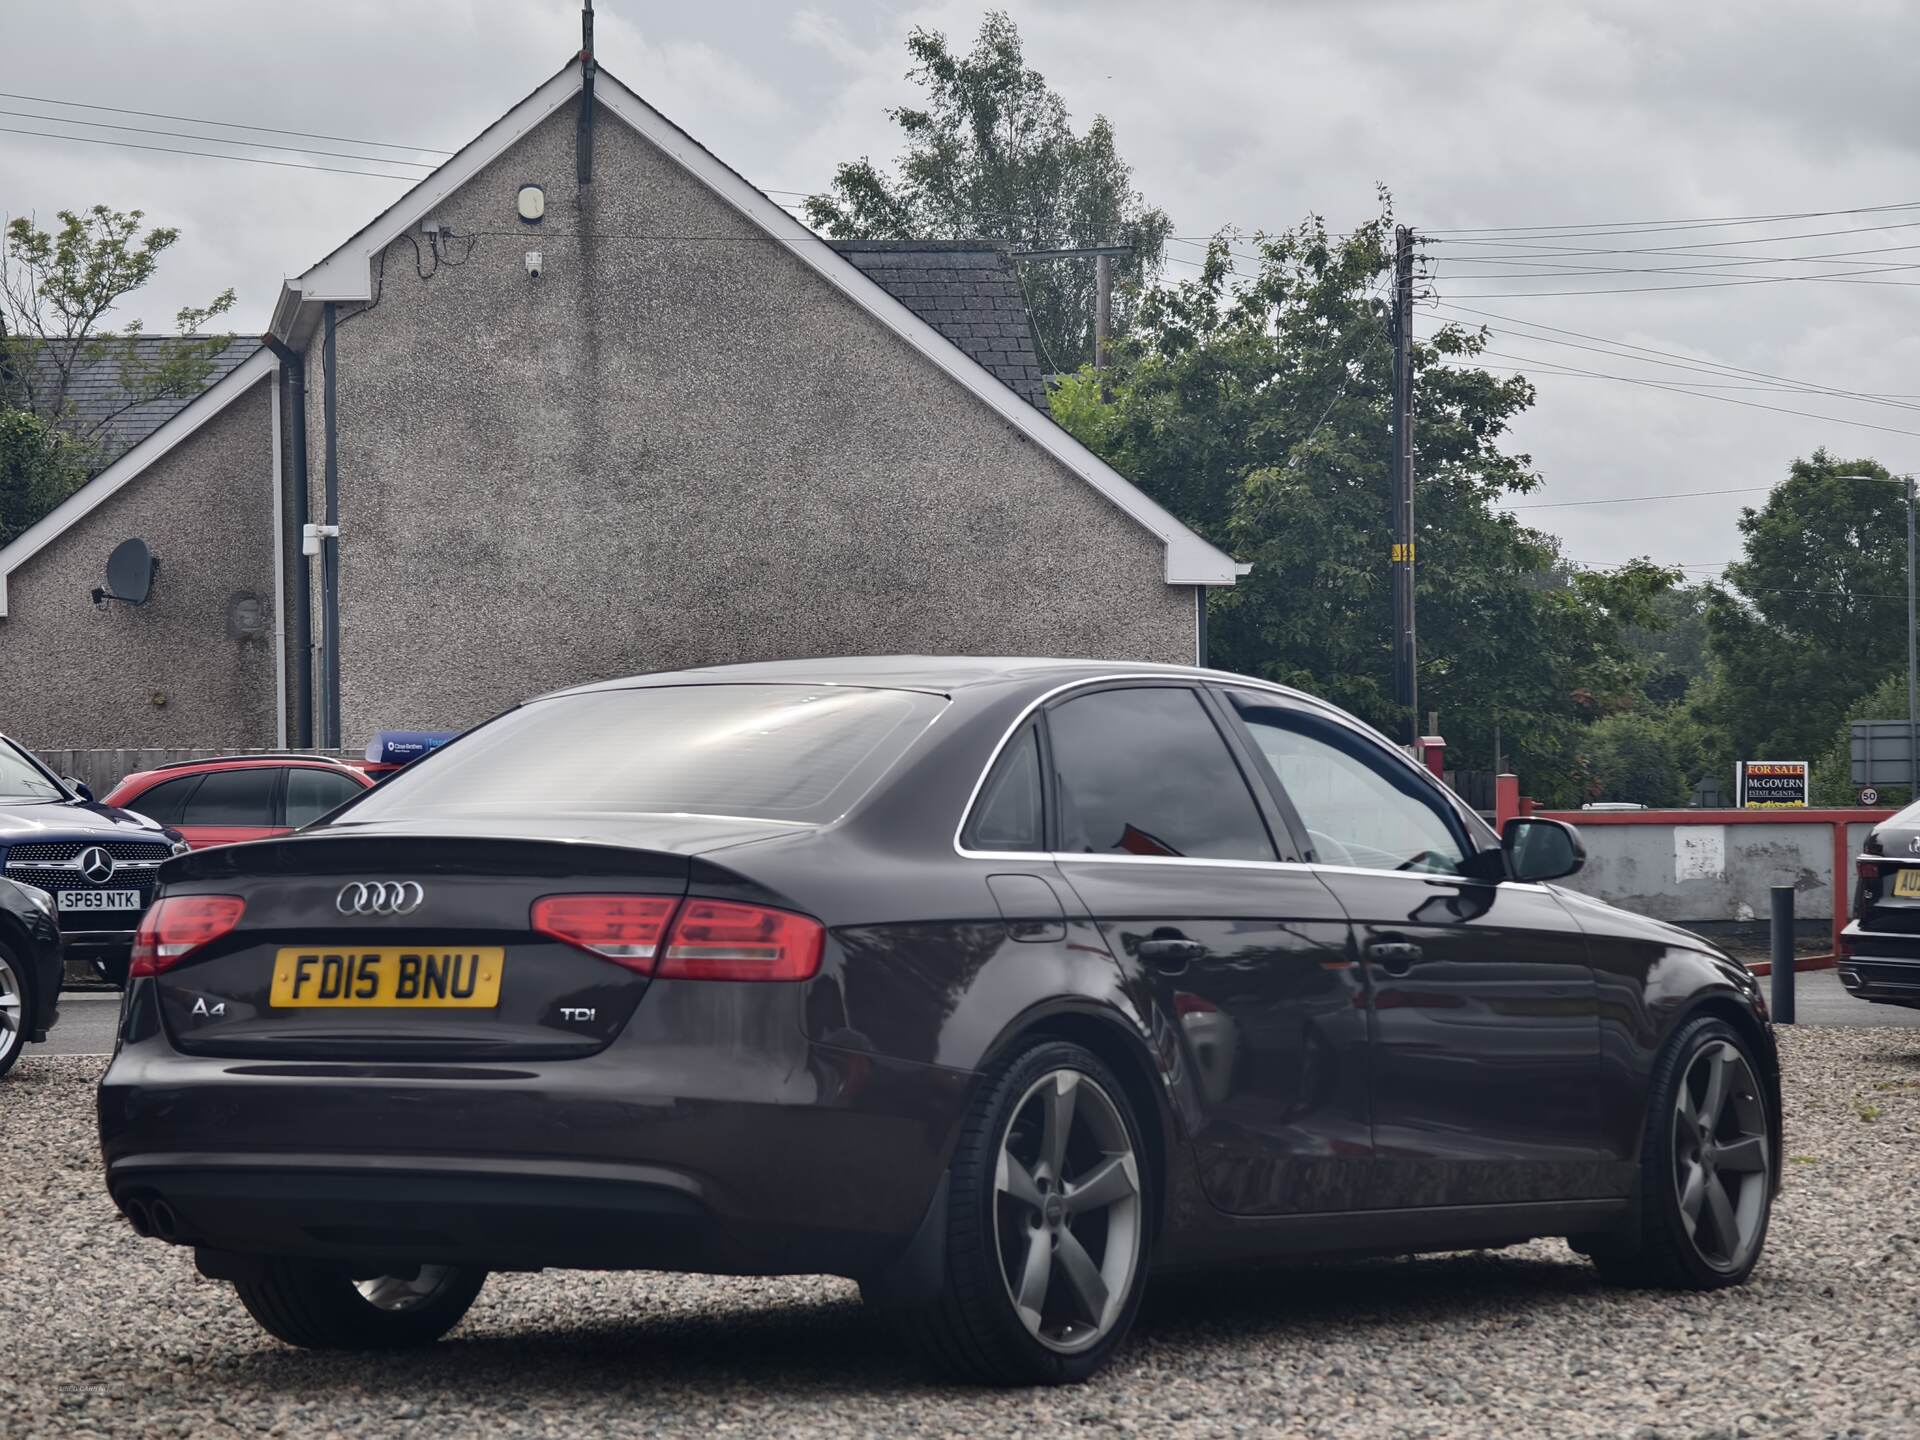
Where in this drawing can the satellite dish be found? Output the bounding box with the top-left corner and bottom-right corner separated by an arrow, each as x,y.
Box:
95,538 -> 158,606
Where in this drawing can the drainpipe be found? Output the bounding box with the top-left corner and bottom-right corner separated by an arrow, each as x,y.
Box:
260,334 -> 314,747
320,302 -> 343,749
577,0 -> 597,184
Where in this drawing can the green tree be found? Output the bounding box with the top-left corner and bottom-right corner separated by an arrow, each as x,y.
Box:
1050,208 -> 1678,806
1699,451 -> 1906,763
1,206 -> 235,453
1581,711 -> 1687,806
1809,671 -> 1913,808
805,11 -> 1171,372
1623,584 -> 1713,705
0,408 -> 88,545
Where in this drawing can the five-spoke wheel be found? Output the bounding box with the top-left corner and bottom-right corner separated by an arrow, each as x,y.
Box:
233,1259 -> 487,1349
993,1069 -> 1143,1355
1584,1015 -> 1775,1290
0,944 -> 30,1079
1672,1038 -> 1770,1273
885,1039 -> 1153,1385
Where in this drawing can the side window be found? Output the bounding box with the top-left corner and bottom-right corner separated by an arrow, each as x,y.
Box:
125,774 -> 201,826
963,725 -> 1044,852
285,768 -> 367,828
1048,687 -> 1276,862
178,768 -> 279,827
1229,692 -> 1467,875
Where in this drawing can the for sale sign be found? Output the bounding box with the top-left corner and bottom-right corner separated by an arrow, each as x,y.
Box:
1738,760 -> 1809,809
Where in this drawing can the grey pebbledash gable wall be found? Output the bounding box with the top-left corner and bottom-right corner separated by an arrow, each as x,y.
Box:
306,98 -> 1196,740
0,377 -> 277,748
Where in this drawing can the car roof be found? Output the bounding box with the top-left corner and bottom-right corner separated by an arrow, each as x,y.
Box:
544,656 -> 1321,705
120,755 -> 371,785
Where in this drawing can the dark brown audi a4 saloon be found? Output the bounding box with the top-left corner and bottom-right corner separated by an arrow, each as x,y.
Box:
99,657 -> 1780,1384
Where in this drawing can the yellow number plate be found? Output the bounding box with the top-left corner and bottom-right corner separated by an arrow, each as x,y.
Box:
1893,870 -> 1920,899
270,947 -> 505,1008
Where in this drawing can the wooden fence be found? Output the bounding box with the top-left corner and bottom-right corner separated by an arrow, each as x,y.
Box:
35,747 -> 361,798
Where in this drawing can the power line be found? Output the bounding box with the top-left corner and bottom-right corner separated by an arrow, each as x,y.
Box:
1431,340 -> 1920,416
1432,217 -> 1920,253
1425,351 -> 1920,440
1431,237 -> 1920,269
1431,301 -> 1920,413
1431,266 -> 1920,299
0,124 -> 423,180
1423,198 -> 1920,239
0,108 -> 437,169
0,90 -> 453,154
1501,486 -> 1772,510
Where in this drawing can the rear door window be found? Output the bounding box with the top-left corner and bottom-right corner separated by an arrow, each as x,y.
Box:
285,768 -> 367,827
1047,687 -> 1276,862
178,768 -> 280,827
126,774 -> 201,826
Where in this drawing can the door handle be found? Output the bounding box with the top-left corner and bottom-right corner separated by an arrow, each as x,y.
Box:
1139,938 -> 1207,972
1366,940 -> 1423,974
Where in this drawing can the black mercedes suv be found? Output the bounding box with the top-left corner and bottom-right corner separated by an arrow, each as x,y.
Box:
0,733 -> 188,986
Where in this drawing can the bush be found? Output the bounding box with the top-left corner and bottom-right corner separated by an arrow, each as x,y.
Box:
1582,712 -> 1687,807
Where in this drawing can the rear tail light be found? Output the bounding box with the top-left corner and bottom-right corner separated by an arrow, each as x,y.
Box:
531,895 -> 824,981
658,899 -> 824,981
531,895 -> 678,973
129,895 -> 245,978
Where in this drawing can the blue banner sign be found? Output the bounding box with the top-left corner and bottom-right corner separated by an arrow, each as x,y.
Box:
365,730 -> 460,767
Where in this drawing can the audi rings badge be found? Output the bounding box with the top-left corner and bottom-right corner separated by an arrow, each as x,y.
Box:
336,881 -> 425,916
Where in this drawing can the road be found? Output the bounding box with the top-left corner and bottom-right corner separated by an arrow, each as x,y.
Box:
6,1027 -> 1919,1438
33,967 -> 1920,1061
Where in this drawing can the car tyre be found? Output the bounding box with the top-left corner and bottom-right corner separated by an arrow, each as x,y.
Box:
1585,1015 -> 1773,1290
0,939 -> 33,1078
882,1039 -> 1151,1386
233,1259 -> 487,1349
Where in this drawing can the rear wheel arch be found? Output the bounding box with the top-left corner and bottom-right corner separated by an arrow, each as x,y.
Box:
979,1003 -> 1174,1240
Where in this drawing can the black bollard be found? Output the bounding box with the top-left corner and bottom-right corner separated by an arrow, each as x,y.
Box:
1769,884 -> 1795,1025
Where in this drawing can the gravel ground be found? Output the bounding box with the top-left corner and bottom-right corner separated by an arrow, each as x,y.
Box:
5,1028 -> 1919,1440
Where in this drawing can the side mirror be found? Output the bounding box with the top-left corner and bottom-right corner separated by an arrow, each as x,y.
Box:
1502,817 -> 1585,883
63,776 -> 94,803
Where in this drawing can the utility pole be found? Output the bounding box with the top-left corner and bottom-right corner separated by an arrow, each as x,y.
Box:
1907,476 -> 1917,799
1389,225 -> 1418,745
1009,245 -> 1131,372
1094,253 -> 1112,369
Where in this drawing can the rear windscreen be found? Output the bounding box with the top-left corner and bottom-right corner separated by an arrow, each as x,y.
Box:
338,684 -> 947,826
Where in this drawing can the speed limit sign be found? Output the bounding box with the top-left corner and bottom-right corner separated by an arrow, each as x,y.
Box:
1861,786 -> 1881,806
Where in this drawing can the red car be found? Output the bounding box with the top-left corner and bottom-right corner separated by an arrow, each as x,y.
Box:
102,755 -> 374,851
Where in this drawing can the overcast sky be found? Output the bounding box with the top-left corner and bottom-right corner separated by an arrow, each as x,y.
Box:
5,0 -> 1916,579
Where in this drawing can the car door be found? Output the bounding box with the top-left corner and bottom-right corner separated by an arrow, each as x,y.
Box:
172,767 -> 284,849
1041,682 -> 1371,1215
1220,689 -> 1604,1209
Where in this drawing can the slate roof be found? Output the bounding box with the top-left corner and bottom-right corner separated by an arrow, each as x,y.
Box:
0,336 -> 261,472
829,241 -> 1049,412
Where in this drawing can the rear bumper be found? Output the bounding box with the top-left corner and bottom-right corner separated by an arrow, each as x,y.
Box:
99,979 -> 974,1278
62,928 -> 134,988
1836,950 -> 1920,1008
112,1157 -> 885,1276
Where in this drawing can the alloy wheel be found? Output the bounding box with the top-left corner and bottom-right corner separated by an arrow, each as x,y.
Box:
356,1266 -> 460,1312
1671,1040 -> 1770,1272
0,952 -> 24,1069
992,1069 -> 1142,1355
